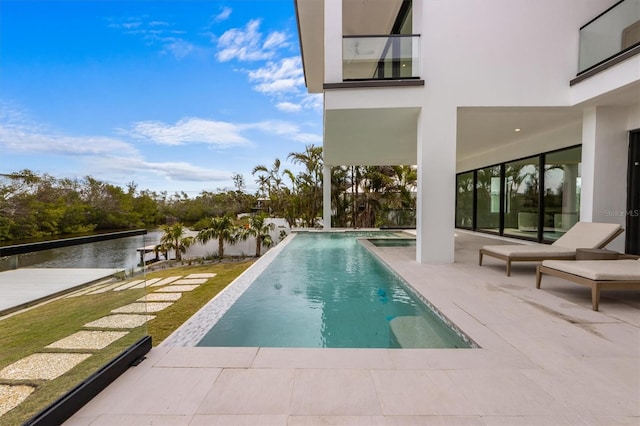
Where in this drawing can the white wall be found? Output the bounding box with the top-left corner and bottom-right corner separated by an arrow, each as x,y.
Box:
629,102 -> 640,129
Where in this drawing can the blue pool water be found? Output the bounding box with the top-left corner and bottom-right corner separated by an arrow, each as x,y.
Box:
197,232 -> 471,348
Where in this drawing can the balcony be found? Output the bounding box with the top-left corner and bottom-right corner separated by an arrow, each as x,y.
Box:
342,34 -> 420,81
577,0 -> 640,77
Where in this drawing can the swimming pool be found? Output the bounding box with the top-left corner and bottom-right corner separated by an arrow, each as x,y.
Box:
368,238 -> 416,247
197,232 -> 471,349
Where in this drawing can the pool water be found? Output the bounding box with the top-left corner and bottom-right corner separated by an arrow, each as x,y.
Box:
197,232 -> 470,349
368,238 -> 416,247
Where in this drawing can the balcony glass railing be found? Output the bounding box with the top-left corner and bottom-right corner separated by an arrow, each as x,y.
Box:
0,230 -> 151,425
578,0 -> 640,73
343,34 -> 420,81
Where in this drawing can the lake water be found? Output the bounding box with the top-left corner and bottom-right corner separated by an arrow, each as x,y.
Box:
0,231 -> 162,272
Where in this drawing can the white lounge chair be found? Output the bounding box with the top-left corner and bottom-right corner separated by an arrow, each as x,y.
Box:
478,222 -> 624,276
536,258 -> 640,311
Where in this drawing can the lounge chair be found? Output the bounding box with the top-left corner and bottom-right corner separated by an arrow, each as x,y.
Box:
536,258 -> 640,311
478,222 -> 623,276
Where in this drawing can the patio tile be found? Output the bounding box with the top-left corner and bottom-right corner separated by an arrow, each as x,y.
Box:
73,367 -> 221,416
447,369 -> 559,416
371,370 -> 472,415
289,416 -> 485,425
253,348 -> 394,369
113,280 -> 145,291
290,369 -> 382,415
80,414 -> 192,425
190,414 -> 287,425
154,347 -> 258,368
198,369 -> 295,415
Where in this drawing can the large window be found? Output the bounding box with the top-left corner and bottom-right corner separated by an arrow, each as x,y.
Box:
543,147 -> 582,241
476,166 -> 501,233
455,145 -> 582,243
456,172 -> 474,228
503,156 -> 540,238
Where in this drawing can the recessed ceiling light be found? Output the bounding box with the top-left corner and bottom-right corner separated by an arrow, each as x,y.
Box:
514,128 -> 521,132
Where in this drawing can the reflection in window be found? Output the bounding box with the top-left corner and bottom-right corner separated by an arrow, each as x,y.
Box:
504,157 -> 539,238
544,147 -> 582,240
456,172 -> 474,228
476,166 -> 501,232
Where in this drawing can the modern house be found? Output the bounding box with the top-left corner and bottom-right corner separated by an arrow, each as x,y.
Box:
295,0 -> 640,262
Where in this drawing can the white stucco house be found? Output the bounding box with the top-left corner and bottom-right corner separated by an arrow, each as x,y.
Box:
295,0 -> 640,262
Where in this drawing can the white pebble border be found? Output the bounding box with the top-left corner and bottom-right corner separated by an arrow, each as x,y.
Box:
161,234 -> 295,347
0,353 -> 91,380
45,331 -> 128,350
84,314 -> 155,329
0,385 -> 35,417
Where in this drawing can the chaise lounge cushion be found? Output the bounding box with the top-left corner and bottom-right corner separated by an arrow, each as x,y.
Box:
482,244 -> 575,259
551,222 -> 623,249
541,259 -> 640,281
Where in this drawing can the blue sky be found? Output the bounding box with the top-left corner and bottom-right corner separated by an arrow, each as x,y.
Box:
0,0 -> 322,196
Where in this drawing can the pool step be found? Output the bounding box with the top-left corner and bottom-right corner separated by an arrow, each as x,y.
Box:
389,316 -> 451,348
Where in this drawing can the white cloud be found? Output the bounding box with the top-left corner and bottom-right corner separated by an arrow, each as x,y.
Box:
216,19 -> 288,62
161,38 -> 195,59
213,6 -> 232,23
247,57 -> 305,95
276,102 -> 302,112
246,120 -> 322,144
127,117 -> 250,147
92,157 -> 230,182
0,108 -> 140,158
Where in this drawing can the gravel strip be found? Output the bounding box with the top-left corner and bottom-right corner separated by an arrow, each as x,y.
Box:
0,353 -> 91,380
156,285 -> 199,292
0,385 -> 35,416
173,278 -> 207,285
45,331 -> 128,350
84,314 -> 155,329
113,280 -> 145,291
112,302 -> 173,313
185,273 -> 217,279
137,293 -> 182,302
149,276 -> 182,287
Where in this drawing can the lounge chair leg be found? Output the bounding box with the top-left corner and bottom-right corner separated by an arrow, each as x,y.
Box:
591,285 -> 600,311
506,260 -> 511,276
479,251 -> 483,266
536,267 -> 542,289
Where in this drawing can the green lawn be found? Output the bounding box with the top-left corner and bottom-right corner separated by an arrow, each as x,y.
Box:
0,260 -> 253,426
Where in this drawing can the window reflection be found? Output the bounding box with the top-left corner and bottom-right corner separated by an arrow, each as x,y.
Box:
476,166 -> 501,233
544,147 -> 582,240
456,172 -> 474,228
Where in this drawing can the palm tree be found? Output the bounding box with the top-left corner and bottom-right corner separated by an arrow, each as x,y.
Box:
243,214 -> 276,257
196,215 -> 239,259
156,223 -> 193,262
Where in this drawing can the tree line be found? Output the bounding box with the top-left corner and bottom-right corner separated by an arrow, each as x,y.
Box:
0,144 -> 416,243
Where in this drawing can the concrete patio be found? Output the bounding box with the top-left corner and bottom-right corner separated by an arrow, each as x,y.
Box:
65,231 -> 640,425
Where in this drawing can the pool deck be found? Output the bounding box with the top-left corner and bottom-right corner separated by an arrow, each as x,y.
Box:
65,231 -> 639,425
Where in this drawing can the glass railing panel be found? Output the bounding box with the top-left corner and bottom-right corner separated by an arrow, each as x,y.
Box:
343,35 -> 420,80
579,0 -> 640,73
0,231 -> 150,425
